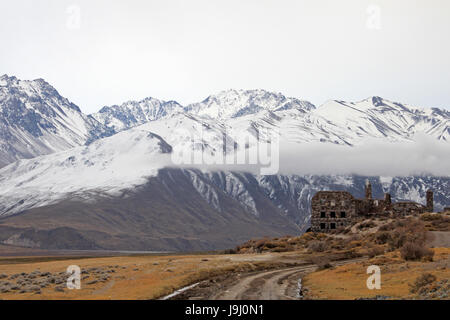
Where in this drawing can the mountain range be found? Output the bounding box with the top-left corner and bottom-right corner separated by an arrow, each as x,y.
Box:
0,75 -> 448,251
0,75 -> 114,168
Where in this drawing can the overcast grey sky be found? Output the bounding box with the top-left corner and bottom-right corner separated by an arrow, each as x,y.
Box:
1,0 -> 449,113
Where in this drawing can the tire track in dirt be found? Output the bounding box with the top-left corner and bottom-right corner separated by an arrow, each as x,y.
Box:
178,257 -> 366,300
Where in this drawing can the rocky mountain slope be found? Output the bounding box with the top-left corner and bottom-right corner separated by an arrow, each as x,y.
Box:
1,76 -> 448,170
1,110 -> 447,221
92,91 -> 448,146
0,166 -> 447,251
0,75 -> 113,167
308,97 -> 449,144
91,89 -> 315,131
0,124 -> 173,217
0,75 -> 448,251
0,168 -> 301,251
91,97 -> 184,132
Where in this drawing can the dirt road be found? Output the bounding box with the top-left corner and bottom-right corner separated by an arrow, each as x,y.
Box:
170,258 -> 365,300
214,265 -> 312,300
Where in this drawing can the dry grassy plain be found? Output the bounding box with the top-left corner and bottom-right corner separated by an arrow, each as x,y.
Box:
2,246 -> 447,300
1,213 -> 448,300
0,250 -> 299,300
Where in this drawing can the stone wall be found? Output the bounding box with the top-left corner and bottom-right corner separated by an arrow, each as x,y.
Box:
392,202 -> 427,215
311,189 -> 433,233
426,190 -> 434,212
355,198 -> 390,215
311,191 -> 356,232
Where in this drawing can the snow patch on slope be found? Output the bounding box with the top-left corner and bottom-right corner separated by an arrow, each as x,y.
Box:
0,75 -> 113,167
0,125 -> 172,216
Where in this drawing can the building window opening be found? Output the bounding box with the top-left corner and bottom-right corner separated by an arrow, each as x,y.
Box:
320,212 -> 326,218
330,223 -> 336,229
330,211 -> 336,218
340,211 -> 346,218
320,223 -> 326,230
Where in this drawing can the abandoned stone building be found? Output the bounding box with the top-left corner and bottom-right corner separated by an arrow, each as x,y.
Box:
311,181 -> 434,232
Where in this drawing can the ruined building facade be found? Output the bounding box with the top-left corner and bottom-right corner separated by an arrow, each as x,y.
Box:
311,181 -> 433,232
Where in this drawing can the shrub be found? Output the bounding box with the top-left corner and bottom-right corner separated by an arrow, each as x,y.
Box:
348,234 -> 362,241
263,241 -> 279,249
272,245 -> 293,253
420,213 -> 440,221
307,240 -> 328,252
386,219 -> 428,250
387,230 -> 407,249
409,273 -> 437,293
342,227 -> 351,234
358,221 -> 376,230
378,223 -> 395,231
374,231 -> 390,244
368,246 -> 385,258
223,248 -> 237,254
348,240 -> 362,248
400,242 -> 434,261
310,257 -> 333,270
254,239 -> 267,249
341,249 -> 361,260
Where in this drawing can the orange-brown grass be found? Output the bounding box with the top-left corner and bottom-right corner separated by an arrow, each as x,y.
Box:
0,252 -> 293,300
302,248 -> 450,300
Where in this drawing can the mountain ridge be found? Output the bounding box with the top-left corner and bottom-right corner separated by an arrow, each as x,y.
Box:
0,75 -> 449,251
0,169 -> 447,251
0,74 -> 114,167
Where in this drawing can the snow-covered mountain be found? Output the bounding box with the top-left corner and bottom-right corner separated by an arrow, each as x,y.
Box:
92,91 -> 448,148
0,164 -> 447,250
91,97 -> 184,132
0,167 -> 302,251
184,89 -> 315,119
222,95 -> 449,146
0,112 -> 448,221
0,76 -> 449,251
0,123 -> 172,216
1,76 -> 448,170
0,75 -> 113,167
307,97 -> 449,144
91,89 -> 315,132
